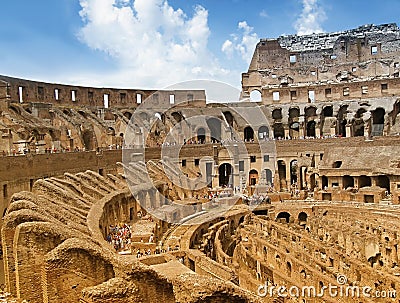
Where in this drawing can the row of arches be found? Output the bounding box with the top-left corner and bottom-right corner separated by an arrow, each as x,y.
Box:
276,211 -> 308,224
217,164 -> 273,187
270,106 -> 388,138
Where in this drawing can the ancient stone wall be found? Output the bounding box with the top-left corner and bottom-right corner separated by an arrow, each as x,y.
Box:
242,23 -> 400,101
0,75 -> 206,108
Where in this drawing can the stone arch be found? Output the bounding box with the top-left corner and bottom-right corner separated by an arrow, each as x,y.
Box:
276,211 -> 291,223
9,105 -> 22,116
273,123 -> 285,138
197,127 -> 206,143
171,111 -> 183,123
78,110 -> 87,118
223,111 -> 234,127
218,163 -> 233,187
298,212 -> 308,223
277,160 -> 287,190
354,108 -> 366,137
322,105 -> 333,117
288,106 -> 300,138
249,169 -> 258,186
250,89 -> 262,102
244,126 -> 255,141
337,105 -> 348,136
306,120 -> 316,137
264,169 -> 273,185
258,126 -> 269,140
272,108 -> 283,120
305,106 -> 317,120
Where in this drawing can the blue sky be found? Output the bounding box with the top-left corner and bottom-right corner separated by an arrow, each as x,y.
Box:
0,0 -> 399,89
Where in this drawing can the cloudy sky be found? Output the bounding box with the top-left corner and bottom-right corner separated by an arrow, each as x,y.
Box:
0,0 -> 399,89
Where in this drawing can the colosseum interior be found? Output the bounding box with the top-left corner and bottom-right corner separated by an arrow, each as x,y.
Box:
1,23 -> 400,302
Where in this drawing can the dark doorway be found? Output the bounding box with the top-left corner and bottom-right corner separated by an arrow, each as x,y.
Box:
307,121 -> 316,137
244,126 -> 254,141
219,163 -> 233,187
276,212 -> 291,223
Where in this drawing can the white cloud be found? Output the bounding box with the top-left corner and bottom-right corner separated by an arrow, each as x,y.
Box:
259,10 -> 269,18
221,21 -> 259,64
77,0 -> 229,88
294,0 -> 326,35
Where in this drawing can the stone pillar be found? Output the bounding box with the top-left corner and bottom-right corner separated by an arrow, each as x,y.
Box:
285,161 -> 291,188
346,123 -> 352,138
284,127 -> 290,139
315,125 -> 321,138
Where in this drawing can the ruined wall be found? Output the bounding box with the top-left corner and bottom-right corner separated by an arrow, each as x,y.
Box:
242,23 -> 400,104
0,75 -> 206,108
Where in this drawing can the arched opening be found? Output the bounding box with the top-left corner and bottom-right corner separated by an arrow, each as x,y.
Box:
219,163 -> 233,187
376,175 -> 390,193
250,90 -> 262,102
197,127 -> 206,144
354,108 -> 366,137
337,106 -> 348,137
343,175 -> 354,189
273,123 -> 285,138
206,118 -> 222,143
290,160 -> 298,184
223,111 -> 234,127
289,107 -> 301,137
306,121 -> 316,137
278,160 -> 287,190
289,107 -> 300,119
305,107 -> 317,119
359,175 -> 372,188
372,108 -> 385,136
322,106 -> 333,117
82,130 -> 94,151
298,212 -> 308,223
272,108 -> 283,120
321,106 -> 334,136
244,126 -> 254,142
171,112 -> 183,123
249,169 -> 258,186
264,169 -> 273,185
276,212 -> 291,223
321,176 -> 328,189
78,110 -> 87,118
123,111 -> 132,120
107,127 -> 115,136
286,262 -> 292,277
258,126 -> 269,140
